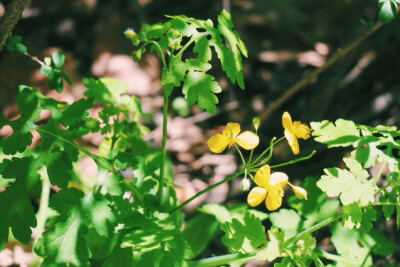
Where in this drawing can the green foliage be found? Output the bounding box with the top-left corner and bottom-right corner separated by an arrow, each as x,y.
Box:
126,9 -> 247,114
1,8 -> 400,267
221,211 -> 267,253
5,34 -> 27,53
317,158 -> 376,206
40,51 -> 72,92
35,188 -> 117,266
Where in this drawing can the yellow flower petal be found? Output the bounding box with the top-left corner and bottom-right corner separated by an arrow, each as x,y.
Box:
269,172 -> 288,188
282,112 -> 293,131
284,129 -> 299,154
254,165 -> 270,188
265,189 -> 283,211
223,122 -> 241,138
247,186 -> 268,207
293,121 -> 310,140
234,131 -> 259,150
207,133 -> 229,153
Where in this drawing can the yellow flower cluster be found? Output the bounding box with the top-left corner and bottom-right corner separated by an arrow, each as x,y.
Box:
206,112 -> 310,211
207,122 -> 259,153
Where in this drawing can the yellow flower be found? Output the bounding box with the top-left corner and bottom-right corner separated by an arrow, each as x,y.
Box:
292,186 -> 308,200
207,122 -> 259,153
247,165 -> 288,211
282,112 -> 310,155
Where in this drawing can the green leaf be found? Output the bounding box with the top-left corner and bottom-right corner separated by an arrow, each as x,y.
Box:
0,157 -> 39,249
269,209 -> 301,238
288,176 -> 340,228
182,70 -> 221,114
214,9 -> 246,88
0,87 -> 41,155
220,211 -> 267,253
317,167 -> 375,206
360,228 -> 397,256
378,0 -> 398,24
330,223 -> 372,266
48,69 -> 64,92
193,36 -> 212,62
52,51 -> 65,68
46,147 -> 73,188
311,119 -> 360,147
35,188 -> 116,266
120,211 -> 185,266
60,97 -> 93,127
102,247 -> 134,267
255,227 -> 284,261
198,203 -> 232,223
183,213 -> 219,259
160,56 -> 186,93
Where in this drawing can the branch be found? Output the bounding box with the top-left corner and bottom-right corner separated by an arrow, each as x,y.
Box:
0,0 -> 30,51
259,21 -> 382,123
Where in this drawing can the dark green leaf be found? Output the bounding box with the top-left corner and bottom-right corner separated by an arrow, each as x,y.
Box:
0,87 -> 41,155
183,213 -> 219,259
48,69 -> 64,92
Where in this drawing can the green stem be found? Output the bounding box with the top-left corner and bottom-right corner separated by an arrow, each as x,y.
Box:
158,88 -> 169,204
176,36 -> 197,58
169,169 -> 245,213
283,212 -> 344,247
363,202 -> 400,207
33,175 -> 51,249
188,251 -> 256,267
252,137 -> 278,164
372,160 -> 386,184
234,143 -> 246,167
148,40 -> 167,68
265,150 -> 316,169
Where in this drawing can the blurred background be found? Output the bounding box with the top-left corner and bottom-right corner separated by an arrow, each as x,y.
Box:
0,0 -> 399,265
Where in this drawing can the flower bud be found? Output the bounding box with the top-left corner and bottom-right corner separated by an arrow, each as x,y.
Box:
293,186 -> 308,200
252,117 -> 260,131
132,50 -> 142,61
124,28 -> 136,39
240,178 -> 251,191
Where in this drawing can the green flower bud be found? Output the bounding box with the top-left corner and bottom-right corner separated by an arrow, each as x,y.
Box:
252,116 -> 260,131
132,50 -> 142,61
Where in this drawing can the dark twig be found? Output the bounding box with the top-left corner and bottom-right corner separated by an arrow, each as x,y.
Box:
0,0 -> 30,51
259,22 -> 382,123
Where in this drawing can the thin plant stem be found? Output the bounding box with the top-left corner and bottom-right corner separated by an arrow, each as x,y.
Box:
147,40 -> 169,204
267,150 -> 316,169
234,143 -> 246,167
258,21 -> 383,123
169,169 -> 245,213
33,175 -> 51,249
372,160 -> 386,184
252,136 -> 281,165
158,88 -> 169,204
